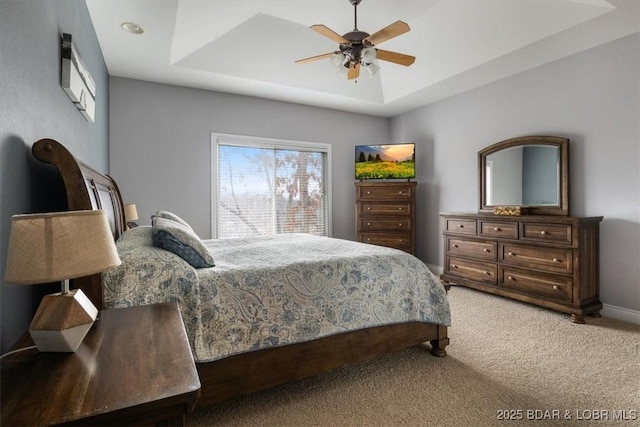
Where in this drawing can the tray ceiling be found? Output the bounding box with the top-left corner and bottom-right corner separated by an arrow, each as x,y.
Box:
86,0 -> 639,117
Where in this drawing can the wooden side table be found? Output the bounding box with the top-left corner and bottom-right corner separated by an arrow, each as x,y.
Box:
1,302 -> 201,426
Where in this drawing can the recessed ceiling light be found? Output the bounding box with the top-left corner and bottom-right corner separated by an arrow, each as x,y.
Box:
120,22 -> 144,34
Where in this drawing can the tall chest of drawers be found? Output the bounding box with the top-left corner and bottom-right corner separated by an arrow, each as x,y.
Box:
355,181 -> 416,255
440,213 -> 603,323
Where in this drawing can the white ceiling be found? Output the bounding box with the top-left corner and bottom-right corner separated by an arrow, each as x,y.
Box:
86,0 -> 639,117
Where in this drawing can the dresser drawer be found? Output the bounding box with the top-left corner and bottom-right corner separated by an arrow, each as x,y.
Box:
479,220 -> 519,239
357,184 -> 414,200
500,243 -> 572,275
501,267 -> 572,302
359,233 -> 412,251
359,218 -> 411,232
446,256 -> 496,285
360,202 -> 412,216
521,222 -> 572,245
446,237 -> 497,261
445,218 -> 477,235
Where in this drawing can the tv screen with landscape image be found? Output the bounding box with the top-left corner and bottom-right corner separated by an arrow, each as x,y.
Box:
355,143 -> 415,180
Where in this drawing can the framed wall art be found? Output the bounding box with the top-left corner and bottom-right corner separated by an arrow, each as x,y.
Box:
61,33 -> 96,122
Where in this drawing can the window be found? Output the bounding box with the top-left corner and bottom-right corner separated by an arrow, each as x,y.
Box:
212,133 -> 331,239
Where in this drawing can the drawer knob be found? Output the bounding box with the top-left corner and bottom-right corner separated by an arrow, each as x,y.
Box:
367,222 -> 371,226
484,271 -> 490,275
508,276 -> 514,280
552,285 -> 559,290
367,207 -> 371,210
494,227 -> 501,231
483,248 -> 489,252
508,251 -> 514,256
398,191 -> 403,194
552,258 -> 559,262
540,230 -> 547,235
367,238 -> 371,241
398,207 -> 403,211
452,264 -> 458,268
367,191 -> 371,195
457,224 -> 464,228
452,244 -> 458,248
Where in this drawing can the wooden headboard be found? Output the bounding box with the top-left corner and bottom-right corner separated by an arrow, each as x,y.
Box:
32,138 -> 127,308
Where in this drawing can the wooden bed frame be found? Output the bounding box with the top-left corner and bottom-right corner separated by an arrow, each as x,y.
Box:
32,138 -> 449,408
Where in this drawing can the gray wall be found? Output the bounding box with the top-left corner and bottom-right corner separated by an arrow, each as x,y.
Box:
390,33 -> 640,313
109,78 -> 390,241
0,0 -> 109,352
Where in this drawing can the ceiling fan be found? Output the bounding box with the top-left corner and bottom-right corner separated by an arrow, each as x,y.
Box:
295,0 -> 415,80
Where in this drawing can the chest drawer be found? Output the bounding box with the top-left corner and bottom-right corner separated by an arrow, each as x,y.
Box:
446,256 -> 496,285
357,185 -> 414,200
446,237 -> 497,261
501,266 -> 572,302
500,243 -> 572,275
359,202 -> 412,216
359,218 -> 411,232
359,232 -> 412,251
445,218 -> 477,235
479,220 -> 519,239
521,222 -> 572,245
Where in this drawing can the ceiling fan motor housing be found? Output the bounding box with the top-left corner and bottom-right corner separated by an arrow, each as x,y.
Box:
340,30 -> 373,67
343,30 -> 370,42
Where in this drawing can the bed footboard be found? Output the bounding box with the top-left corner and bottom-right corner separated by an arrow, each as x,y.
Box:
196,321 -> 447,407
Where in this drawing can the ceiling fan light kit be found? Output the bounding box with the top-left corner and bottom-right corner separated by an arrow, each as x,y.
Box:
296,0 -> 415,80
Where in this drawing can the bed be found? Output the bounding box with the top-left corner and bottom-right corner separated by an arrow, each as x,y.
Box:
32,138 -> 450,408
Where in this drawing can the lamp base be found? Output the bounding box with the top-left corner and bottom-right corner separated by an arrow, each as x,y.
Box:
28,289 -> 98,352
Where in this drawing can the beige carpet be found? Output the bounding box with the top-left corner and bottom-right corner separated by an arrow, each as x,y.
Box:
187,286 -> 640,426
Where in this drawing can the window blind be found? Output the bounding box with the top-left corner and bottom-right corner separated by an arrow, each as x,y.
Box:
213,134 -> 330,239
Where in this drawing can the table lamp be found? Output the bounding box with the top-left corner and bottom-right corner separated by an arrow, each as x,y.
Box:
124,203 -> 139,228
4,210 -> 121,352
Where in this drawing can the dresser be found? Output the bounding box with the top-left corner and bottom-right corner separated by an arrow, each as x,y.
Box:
440,213 -> 603,323
355,181 -> 416,254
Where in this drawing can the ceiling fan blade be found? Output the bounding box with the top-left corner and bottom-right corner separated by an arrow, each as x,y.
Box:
375,49 -> 415,66
365,21 -> 410,46
348,63 -> 360,80
295,52 -> 337,64
310,24 -> 348,44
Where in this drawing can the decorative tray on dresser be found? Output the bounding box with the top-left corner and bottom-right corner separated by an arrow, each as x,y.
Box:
355,181 -> 416,255
440,213 -> 603,323
441,135 -> 604,323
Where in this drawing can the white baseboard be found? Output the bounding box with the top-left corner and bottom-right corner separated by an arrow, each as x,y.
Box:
601,304 -> 640,325
427,264 -> 442,276
426,264 -> 640,325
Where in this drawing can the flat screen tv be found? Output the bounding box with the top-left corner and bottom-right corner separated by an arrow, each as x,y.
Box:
355,143 -> 415,180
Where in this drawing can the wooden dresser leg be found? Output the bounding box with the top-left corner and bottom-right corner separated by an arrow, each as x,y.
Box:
570,314 -> 586,324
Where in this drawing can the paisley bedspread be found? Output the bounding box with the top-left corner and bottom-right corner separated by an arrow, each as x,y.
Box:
103,227 -> 451,362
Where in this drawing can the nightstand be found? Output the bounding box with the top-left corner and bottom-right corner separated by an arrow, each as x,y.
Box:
1,302 -> 201,426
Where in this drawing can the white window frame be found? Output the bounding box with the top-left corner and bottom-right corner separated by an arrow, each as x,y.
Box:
211,132 -> 332,239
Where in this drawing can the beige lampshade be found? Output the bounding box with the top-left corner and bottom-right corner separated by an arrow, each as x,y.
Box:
124,203 -> 139,221
4,210 -> 121,285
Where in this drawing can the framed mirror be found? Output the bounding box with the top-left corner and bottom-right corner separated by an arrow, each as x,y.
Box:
478,136 -> 569,216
